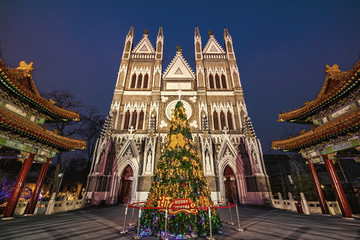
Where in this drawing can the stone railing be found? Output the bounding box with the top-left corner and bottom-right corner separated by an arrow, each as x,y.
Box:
14,195 -> 83,216
270,192 -> 342,216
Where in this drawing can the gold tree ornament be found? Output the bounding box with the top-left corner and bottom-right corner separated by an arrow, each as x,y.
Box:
169,133 -> 186,149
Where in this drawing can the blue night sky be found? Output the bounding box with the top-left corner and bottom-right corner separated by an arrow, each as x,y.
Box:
1,0 -> 359,153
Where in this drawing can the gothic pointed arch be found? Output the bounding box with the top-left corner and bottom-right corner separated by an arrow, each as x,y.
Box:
117,138 -> 140,160
157,41 -> 162,52
209,74 -> 215,89
227,111 -> 233,130
125,41 -> 131,52
131,110 -> 137,128
116,154 -> 140,204
221,74 -> 227,89
130,73 -> 136,88
118,164 -> 133,204
213,111 -> 219,130
143,73 -> 149,88
217,137 -> 237,164
220,110 -> 226,130
124,110 -> 130,129
215,74 -> 221,88
137,74 -> 143,88
138,110 -> 144,130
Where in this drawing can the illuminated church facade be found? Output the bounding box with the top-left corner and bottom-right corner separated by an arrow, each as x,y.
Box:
85,27 -> 271,205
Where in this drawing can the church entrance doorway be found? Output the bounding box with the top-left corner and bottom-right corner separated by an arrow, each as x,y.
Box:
224,165 -> 239,203
118,165 -> 133,204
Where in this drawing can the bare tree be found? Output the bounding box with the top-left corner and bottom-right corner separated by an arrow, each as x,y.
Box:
75,106 -> 105,173
41,90 -> 105,199
41,90 -> 82,198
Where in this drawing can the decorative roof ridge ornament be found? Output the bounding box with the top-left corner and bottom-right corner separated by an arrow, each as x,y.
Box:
0,59 -> 80,121
144,29 -> 149,35
209,30 -> 213,36
176,45 -> 182,52
325,64 -> 341,79
17,61 -> 34,75
278,61 -> 360,123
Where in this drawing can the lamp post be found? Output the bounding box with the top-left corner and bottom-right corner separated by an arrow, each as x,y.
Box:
56,170 -> 65,200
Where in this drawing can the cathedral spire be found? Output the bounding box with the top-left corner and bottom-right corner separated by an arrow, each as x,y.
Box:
156,27 -> 163,61
195,26 -> 200,38
127,26 -> 134,38
224,27 -> 230,39
121,26 -> 134,60
194,26 -> 203,61
157,26 -> 163,38
194,26 -> 205,88
224,27 -> 235,60
154,26 -> 164,88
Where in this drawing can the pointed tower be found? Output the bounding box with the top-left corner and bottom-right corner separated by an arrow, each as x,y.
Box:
111,26 -> 134,129
153,27 -> 163,92
194,27 -> 205,88
85,27 -> 270,207
85,27 -> 162,205
195,27 -> 271,205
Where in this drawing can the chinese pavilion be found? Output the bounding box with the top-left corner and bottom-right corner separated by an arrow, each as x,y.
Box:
0,59 -> 86,218
85,27 -> 271,206
272,61 -> 360,218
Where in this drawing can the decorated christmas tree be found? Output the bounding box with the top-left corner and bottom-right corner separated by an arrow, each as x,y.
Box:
138,101 -> 222,239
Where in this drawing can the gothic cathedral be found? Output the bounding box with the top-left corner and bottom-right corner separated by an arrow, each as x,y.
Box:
85,27 -> 271,206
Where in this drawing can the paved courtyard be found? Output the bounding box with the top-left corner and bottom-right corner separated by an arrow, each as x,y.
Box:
0,205 -> 359,239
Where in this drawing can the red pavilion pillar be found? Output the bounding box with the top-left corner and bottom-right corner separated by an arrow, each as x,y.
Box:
323,154 -> 352,218
307,158 -> 329,214
25,157 -> 51,215
3,153 -> 35,218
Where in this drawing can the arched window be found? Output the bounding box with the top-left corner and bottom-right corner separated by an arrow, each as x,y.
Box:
143,73 -> 149,89
196,42 -> 201,52
137,74 -> 143,88
227,111 -> 233,130
138,110 -> 144,130
156,42 -> 162,59
209,74 -> 214,89
227,42 -> 233,52
215,74 -> 221,88
221,74 -> 227,89
131,110 -> 137,128
213,111 -> 219,130
124,110 -> 130,129
130,74 -> 136,88
220,111 -> 226,130
125,41 -> 131,52
157,42 -> 162,52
